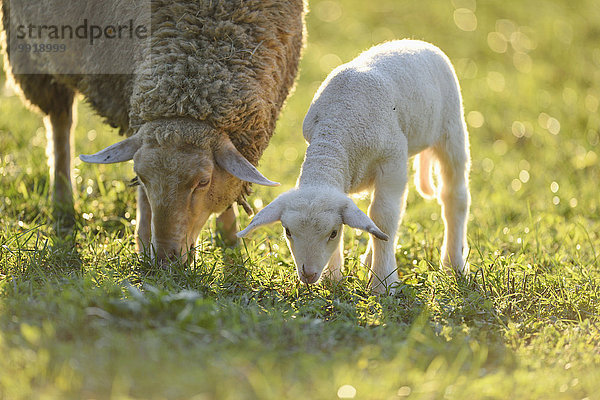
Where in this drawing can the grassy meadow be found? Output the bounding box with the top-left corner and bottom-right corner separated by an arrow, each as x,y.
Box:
1,0 -> 600,398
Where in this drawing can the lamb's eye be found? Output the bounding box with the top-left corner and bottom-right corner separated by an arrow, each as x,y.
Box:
194,178 -> 211,191
285,227 -> 292,237
329,230 -> 338,240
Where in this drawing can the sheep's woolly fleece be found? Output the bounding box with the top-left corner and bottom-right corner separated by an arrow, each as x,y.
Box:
130,0 -> 306,168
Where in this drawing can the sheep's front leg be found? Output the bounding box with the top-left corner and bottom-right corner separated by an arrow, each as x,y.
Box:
44,101 -> 76,227
367,158 -> 408,294
216,205 -> 238,247
324,230 -> 344,281
136,185 -> 152,255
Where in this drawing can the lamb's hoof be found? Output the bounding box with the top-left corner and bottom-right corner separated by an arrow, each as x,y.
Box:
442,259 -> 470,279
323,267 -> 343,283
369,279 -> 400,295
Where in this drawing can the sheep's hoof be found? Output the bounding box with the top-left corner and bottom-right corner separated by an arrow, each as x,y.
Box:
52,203 -> 75,234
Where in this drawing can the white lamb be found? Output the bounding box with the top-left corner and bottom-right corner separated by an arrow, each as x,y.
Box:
238,40 -> 471,293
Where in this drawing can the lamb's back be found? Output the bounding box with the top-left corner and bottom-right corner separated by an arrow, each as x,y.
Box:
305,40 -> 462,154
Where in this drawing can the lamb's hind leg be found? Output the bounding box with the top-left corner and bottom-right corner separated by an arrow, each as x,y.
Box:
367,156 -> 408,294
434,131 -> 471,276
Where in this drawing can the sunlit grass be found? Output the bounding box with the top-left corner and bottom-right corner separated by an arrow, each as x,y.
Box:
1,0 -> 600,398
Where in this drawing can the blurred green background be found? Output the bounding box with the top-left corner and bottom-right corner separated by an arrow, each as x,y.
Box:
1,0 -> 600,398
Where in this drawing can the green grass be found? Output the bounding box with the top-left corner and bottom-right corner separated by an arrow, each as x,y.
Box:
2,0 -> 600,398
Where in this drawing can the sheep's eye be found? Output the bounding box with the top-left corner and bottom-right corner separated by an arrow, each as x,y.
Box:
329,230 -> 338,240
285,227 -> 292,237
194,178 -> 211,191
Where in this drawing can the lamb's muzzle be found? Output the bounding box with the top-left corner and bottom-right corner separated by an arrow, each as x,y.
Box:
300,265 -> 320,284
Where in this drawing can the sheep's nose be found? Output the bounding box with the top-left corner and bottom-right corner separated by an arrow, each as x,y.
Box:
152,242 -> 186,265
300,265 -> 319,284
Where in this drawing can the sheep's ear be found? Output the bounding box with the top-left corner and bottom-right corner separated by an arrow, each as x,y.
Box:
341,199 -> 389,241
214,135 -> 279,187
80,135 -> 142,164
237,195 -> 286,238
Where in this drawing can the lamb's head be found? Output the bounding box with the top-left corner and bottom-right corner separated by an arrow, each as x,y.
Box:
238,189 -> 389,284
80,118 -> 278,263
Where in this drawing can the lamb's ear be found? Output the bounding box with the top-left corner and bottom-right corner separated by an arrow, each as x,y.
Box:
237,195 -> 286,238
341,199 -> 389,241
80,135 -> 142,164
214,135 -> 279,187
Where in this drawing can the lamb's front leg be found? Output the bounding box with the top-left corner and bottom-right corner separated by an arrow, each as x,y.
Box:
324,230 -> 344,281
367,160 -> 408,294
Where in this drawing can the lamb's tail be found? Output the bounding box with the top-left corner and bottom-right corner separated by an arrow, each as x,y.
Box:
414,149 -> 437,200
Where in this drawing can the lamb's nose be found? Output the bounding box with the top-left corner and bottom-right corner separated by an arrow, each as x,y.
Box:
301,265 -> 319,284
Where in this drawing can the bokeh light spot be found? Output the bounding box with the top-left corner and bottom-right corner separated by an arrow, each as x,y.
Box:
467,111 -> 484,128
315,1 -> 343,23
487,71 -> 505,92
320,53 -> 343,73
481,158 -> 494,172
371,27 -> 395,44
587,130 -> 599,146
337,384 -> 357,399
511,179 -> 522,192
454,9 -> 477,32
495,19 -> 517,38
510,29 -> 536,52
550,181 -> 559,193
487,32 -> 507,53
283,147 -> 298,162
512,121 -> 526,138
585,94 -> 598,113
519,170 -> 530,183
569,198 -> 578,208
547,117 -> 560,135
493,140 -> 507,156
397,386 -> 412,397
513,52 -> 532,73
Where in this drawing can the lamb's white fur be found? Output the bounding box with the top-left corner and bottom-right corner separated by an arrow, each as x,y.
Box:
238,40 -> 471,293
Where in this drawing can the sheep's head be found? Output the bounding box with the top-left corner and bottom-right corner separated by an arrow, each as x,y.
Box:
237,189 -> 388,284
80,118 -> 278,264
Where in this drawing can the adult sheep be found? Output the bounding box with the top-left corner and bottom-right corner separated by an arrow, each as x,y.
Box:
1,0 -> 306,262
